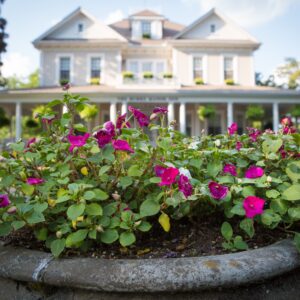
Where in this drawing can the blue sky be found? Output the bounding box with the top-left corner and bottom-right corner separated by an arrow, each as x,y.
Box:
2,0 -> 300,79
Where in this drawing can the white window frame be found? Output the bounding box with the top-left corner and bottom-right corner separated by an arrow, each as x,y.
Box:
141,21 -> 151,36
55,53 -> 74,85
220,54 -> 238,84
126,59 -> 166,78
189,53 -> 208,84
86,53 -> 105,84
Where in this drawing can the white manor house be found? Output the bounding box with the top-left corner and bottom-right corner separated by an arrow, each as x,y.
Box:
0,7 -> 300,140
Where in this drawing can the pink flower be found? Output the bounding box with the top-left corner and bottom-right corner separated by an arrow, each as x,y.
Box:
103,121 -> 115,136
178,174 -> 193,197
208,182 -> 228,200
112,139 -> 134,153
154,165 -> 166,177
223,164 -> 237,176
68,133 -> 90,152
128,106 -> 149,127
116,113 -> 130,130
281,117 -> 293,127
236,141 -> 242,151
27,177 -> 44,185
153,107 -> 168,115
0,194 -> 11,208
228,123 -> 238,135
243,196 -> 265,218
94,128 -> 113,148
282,126 -> 297,134
26,138 -> 36,148
245,166 -> 264,179
159,167 -> 179,186
62,83 -> 70,91
247,127 -> 261,142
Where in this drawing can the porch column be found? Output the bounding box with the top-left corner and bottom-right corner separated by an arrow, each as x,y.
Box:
227,102 -> 234,127
273,102 -> 279,132
110,102 -> 117,123
179,102 -> 186,134
15,102 -> 22,141
121,101 -> 127,115
167,102 -> 175,124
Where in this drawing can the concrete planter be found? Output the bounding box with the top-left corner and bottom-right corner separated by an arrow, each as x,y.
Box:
0,239 -> 299,299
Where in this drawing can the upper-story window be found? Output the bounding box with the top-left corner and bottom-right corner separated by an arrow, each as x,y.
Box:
90,57 -> 101,78
224,57 -> 234,80
78,23 -> 84,32
142,21 -> 151,38
59,57 -> 70,82
128,61 -> 139,76
193,57 -> 203,79
210,24 -> 216,33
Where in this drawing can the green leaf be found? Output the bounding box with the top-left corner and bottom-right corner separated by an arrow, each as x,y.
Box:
207,161 -> 222,177
233,236 -> 248,250
99,165 -> 111,176
66,229 -> 89,247
261,209 -> 281,228
221,222 -> 233,241
230,202 -> 245,216
294,233 -> 300,252
240,218 -> 254,238
100,229 -> 119,244
12,220 -> 26,231
34,227 -> 48,241
189,158 -> 202,169
270,199 -> 288,214
137,221 -> 152,232
266,189 -> 280,199
120,176 -> 133,189
103,144 -> 115,162
26,211 -> 45,224
0,222 -> 12,236
83,191 -> 96,200
67,203 -> 85,220
262,138 -> 283,155
85,203 -> 103,216
149,177 -> 161,184
50,238 -> 66,257
94,189 -> 109,201
128,165 -> 143,177
119,231 -> 136,247
242,186 -> 255,197
288,207 -> 300,220
140,199 -> 160,217
282,184 -> 300,201
286,161 -> 300,182
21,183 -> 34,196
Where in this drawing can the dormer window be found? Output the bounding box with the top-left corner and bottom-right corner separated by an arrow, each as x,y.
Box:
78,23 -> 84,33
210,24 -> 215,33
142,21 -> 151,38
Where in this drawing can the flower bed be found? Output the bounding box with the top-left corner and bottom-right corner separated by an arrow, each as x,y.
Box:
0,90 -> 300,258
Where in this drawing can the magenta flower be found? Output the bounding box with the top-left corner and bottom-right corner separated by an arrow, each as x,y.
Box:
236,141 -> 242,151
26,137 -> 36,148
103,121 -> 115,136
0,194 -> 11,208
128,106 -> 149,127
243,196 -> 265,218
245,166 -> 264,179
154,165 -> 166,177
228,123 -> 238,135
153,107 -> 168,115
68,133 -> 90,152
159,167 -> 179,186
116,113 -> 130,130
94,122 -> 115,149
223,164 -> 237,176
247,127 -> 261,142
178,174 -> 193,197
281,117 -> 293,127
42,116 -> 55,124
27,177 -> 44,185
208,181 -> 228,200
283,126 -> 296,134
112,139 -> 134,153
62,83 -> 70,91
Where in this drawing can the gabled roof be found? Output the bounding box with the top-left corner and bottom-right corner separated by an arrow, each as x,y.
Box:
129,9 -> 163,17
174,8 -> 259,43
33,7 -> 126,45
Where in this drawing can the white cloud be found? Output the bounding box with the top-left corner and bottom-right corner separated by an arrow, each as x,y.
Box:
2,52 -> 35,78
182,0 -> 296,27
104,9 -> 125,24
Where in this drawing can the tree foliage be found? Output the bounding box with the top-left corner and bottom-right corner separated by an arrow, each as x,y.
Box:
276,58 -> 300,90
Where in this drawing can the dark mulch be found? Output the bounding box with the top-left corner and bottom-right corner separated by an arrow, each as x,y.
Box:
0,215 -> 291,259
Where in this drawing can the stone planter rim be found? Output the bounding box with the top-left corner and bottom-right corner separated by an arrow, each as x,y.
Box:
0,239 -> 299,292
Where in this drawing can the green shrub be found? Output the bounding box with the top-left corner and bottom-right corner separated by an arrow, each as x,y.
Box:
90,78 -> 100,85
194,77 -> 204,85
60,79 -> 69,86
246,105 -> 265,122
197,105 -> 216,121
142,33 -> 151,39
225,79 -> 235,85
0,92 -> 299,257
143,72 -> 153,79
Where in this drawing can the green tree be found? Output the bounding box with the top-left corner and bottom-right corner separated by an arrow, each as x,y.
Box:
6,69 -> 40,89
276,58 -> 300,90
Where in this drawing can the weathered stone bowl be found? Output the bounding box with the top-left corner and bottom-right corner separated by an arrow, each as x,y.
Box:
0,239 -> 299,299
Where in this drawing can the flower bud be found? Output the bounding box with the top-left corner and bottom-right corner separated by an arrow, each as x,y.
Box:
112,191 -> 120,201
56,231 -> 63,239
80,166 -> 89,176
7,206 -> 17,214
214,139 -> 221,147
96,225 -> 104,232
134,220 -> 142,227
237,178 -> 242,184
266,176 -> 272,183
150,113 -> 157,120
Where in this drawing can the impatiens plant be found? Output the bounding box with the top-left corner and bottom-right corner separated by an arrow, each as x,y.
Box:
0,90 -> 300,258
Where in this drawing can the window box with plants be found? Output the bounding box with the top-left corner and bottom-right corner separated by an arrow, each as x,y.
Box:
0,91 -> 300,297
90,77 -> 100,85
143,72 -> 153,80
60,79 -> 70,87
225,78 -> 235,85
163,73 -> 173,79
122,71 -> 134,83
142,33 -> 151,39
194,77 -> 204,85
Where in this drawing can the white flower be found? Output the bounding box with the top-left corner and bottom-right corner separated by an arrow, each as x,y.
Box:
188,141 -> 200,150
214,139 -> 221,147
179,167 -> 192,179
266,176 -> 272,183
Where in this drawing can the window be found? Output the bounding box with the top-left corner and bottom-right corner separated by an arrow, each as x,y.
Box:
224,57 -> 234,80
193,57 -> 203,79
156,62 -> 165,76
78,23 -> 84,32
210,24 -> 215,33
59,57 -> 70,82
142,62 -> 152,72
142,21 -> 151,37
90,57 -> 101,78
128,61 -> 139,75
